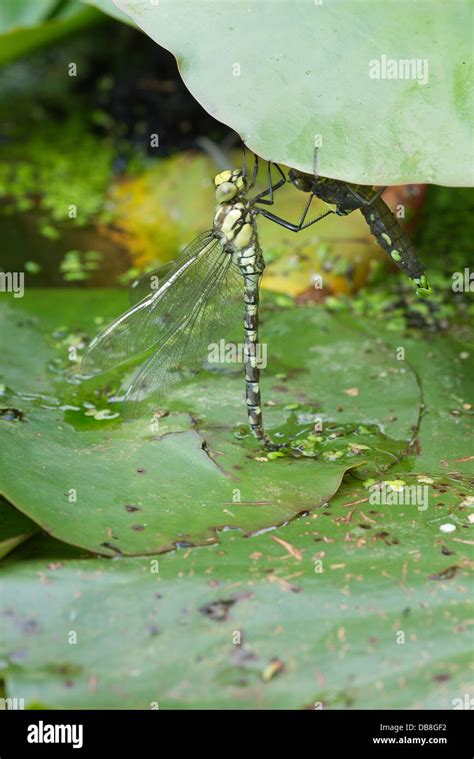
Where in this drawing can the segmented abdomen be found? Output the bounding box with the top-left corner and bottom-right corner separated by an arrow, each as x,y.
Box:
361,197 -> 431,296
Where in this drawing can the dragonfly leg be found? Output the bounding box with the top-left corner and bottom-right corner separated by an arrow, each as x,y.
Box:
248,153 -> 259,190
241,144 -> 247,180
258,201 -> 334,232
346,185 -> 387,206
251,162 -> 286,205
241,145 -> 259,189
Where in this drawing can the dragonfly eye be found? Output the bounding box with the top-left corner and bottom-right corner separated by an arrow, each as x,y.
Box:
289,169 -> 312,193
215,181 -> 238,204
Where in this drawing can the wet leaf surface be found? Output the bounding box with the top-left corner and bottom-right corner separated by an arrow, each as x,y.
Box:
0,478 -> 471,709
0,291 -> 420,555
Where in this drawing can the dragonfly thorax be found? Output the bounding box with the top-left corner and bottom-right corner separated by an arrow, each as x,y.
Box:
214,201 -> 256,249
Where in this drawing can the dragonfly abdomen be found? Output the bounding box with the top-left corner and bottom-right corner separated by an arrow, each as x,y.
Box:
361,197 -> 431,296
243,271 -> 268,444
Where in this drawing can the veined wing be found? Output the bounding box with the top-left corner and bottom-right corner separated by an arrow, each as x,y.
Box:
82,230 -> 220,375
129,262 -> 173,306
122,250 -> 244,421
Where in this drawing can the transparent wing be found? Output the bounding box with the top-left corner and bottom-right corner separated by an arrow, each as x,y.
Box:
129,262 -> 173,306
82,230 -> 219,375
123,253 -> 244,421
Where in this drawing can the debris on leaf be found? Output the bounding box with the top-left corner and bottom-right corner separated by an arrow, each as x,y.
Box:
262,658 -> 284,682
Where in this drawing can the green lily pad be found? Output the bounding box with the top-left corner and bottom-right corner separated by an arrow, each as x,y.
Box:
0,291 -> 420,556
0,477 -> 471,709
348,313 -> 474,482
0,1 -> 100,67
114,0 -> 473,186
81,0 -> 136,27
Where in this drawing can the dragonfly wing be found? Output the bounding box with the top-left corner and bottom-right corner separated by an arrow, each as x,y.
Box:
122,253 -> 244,421
82,230 -> 218,375
129,262 -> 173,306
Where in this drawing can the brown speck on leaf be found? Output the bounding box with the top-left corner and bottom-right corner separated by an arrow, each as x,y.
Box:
440,544 -> 455,556
359,510 -> 377,524
343,497 -> 369,509
271,536 -> 303,560
88,675 -> 97,693
433,672 -> 451,682
199,598 -> 236,622
262,658 -> 284,682
343,387 -> 359,397
429,565 -> 459,581
267,572 -> 301,593
339,509 -> 355,525
124,504 -> 140,512
453,454 -> 474,463
131,524 -> 145,531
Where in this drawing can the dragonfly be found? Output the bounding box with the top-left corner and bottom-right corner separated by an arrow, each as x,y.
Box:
82,154 -> 328,450
256,150 -> 432,298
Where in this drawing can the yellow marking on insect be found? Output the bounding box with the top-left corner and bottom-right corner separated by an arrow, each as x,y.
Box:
234,223 -> 253,247
215,182 -> 237,204
221,208 -> 243,236
391,249 -> 401,262
381,232 -> 392,246
214,170 -> 232,186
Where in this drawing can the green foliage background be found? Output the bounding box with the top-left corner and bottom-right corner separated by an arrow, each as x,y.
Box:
0,0 -> 472,710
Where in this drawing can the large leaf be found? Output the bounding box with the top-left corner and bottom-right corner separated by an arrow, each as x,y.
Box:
0,291 -> 420,556
0,477 -> 472,709
347,313 -> 474,482
0,2 -> 101,67
81,0 -> 137,26
114,0 -> 473,186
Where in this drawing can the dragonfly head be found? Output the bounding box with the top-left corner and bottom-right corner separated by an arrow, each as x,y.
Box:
214,169 -> 246,204
288,169 -> 313,193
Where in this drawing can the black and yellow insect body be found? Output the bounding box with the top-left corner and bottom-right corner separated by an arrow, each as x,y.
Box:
83,160 -> 285,449
286,171 -> 432,297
